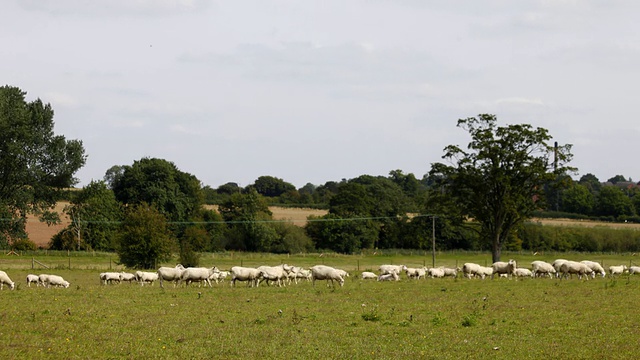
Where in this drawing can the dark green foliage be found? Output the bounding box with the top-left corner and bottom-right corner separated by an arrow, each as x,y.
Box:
11,238 -> 37,251
595,186 -> 635,218
112,158 -> 203,223
0,85 -> 86,245
52,180 -> 123,251
520,221 -> 640,252
252,176 -> 296,197
116,203 -> 176,269
218,189 -> 276,252
560,183 -> 595,215
429,114 -> 575,262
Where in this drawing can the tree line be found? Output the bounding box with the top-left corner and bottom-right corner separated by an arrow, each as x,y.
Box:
3,85 -> 639,267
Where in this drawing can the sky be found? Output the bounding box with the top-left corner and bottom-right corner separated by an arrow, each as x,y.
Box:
2,0 -> 639,189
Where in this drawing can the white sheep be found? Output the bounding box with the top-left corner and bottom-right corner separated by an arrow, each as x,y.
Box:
428,267 -> 445,278
230,266 -> 262,287
157,264 -> 186,288
462,263 -> 482,279
135,271 -> 158,286
26,274 -> 41,287
580,261 -> 606,278
491,259 -> 517,279
531,261 -> 556,278
0,270 -> 15,290
120,272 -> 137,283
552,259 -> 569,278
628,266 -> 640,275
310,265 -> 345,287
379,264 -> 407,276
377,270 -> 400,281
609,265 -> 628,276
46,274 -> 70,288
560,261 -> 593,280
441,267 -> 459,278
361,271 -> 377,280
514,268 -> 533,278
100,272 -> 121,285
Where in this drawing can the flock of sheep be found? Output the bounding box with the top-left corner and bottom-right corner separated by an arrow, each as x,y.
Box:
0,259 -> 637,291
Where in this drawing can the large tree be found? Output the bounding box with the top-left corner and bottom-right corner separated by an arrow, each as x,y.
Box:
429,114 -> 574,262
0,85 -> 86,246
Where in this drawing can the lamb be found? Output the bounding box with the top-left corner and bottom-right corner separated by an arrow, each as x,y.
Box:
491,259 -> 517,279
514,268 -> 534,278
26,274 -> 41,287
580,261 -> 606,278
0,270 -> 15,290
531,261 -> 556,278
608,265 -> 628,276
361,271 -> 377,280
377,270 -> 400,281
310,265 -> 344,287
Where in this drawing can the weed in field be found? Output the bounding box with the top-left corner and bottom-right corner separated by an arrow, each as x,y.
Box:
432,312 -> 447,326
361,305 -> 381,322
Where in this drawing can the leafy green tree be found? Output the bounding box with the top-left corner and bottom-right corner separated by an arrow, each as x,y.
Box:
595,186 -> 635,218
53,181 -> 123,251
560,182 -> 595,215
0,85 -> 86,246
579,173 -> 601,193
306,214 -> 378,253
429,114 -> 574,262
116,203 -> 175,269
218,189 -> 277,251
252,176 -> 296,197
111,158 -> 203,223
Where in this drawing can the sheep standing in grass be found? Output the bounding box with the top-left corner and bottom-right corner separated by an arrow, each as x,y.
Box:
491,260 -> 517,279
361,272 -> 377,280
46,275 -> 70,288
609,265 -> 628,277
514,268 -> 534,278
135,271 -> 158,286
629,266 -> 640,275
560,261 -> 593,280
0,270 -> 15,290
531,261 -> 556,278
310,265 -> 345,287
377,270 -> 400,282
580,261 -> 606,278
26,274 -> 41,287
379,265 -> 407,276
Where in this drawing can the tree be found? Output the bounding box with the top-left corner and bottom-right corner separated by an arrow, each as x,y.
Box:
595,186 -> 634,218
252,176 -> 296,197
0,85 -> 86,247
429,114 -> 574,262
560,183 -> 595,215
111,158 -> 203,223
53,181 -> 123,251
116,203 -> 175,269
218,189 -> 277,251
579,173 -> 601,193
607,175 -> 627,184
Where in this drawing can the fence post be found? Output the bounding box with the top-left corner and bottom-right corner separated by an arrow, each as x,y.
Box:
32,257 -> 34,270
357,260 -> 360,271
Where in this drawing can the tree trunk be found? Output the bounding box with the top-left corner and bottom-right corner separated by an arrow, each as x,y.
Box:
492,233 -> 501,263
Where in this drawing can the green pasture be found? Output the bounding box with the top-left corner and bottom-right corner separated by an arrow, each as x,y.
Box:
1,252 -> 640,359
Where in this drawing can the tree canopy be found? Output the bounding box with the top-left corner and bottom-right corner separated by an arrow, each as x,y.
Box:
0,85 -> 86,247
429,114 -> 574,262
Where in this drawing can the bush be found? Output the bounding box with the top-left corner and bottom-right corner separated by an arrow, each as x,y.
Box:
12,238 -> 37,251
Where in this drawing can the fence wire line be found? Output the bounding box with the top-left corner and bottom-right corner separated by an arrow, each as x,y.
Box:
0,214 -> 438,225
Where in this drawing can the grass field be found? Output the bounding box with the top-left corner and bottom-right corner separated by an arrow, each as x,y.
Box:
1,252 -> 640,359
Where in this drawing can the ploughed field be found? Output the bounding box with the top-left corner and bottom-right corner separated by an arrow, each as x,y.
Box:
1,252 -> 640,359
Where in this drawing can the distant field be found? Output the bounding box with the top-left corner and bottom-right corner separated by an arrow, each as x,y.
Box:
24,205 -> 640,248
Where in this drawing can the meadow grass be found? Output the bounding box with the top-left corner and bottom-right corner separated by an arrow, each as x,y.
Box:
1,252 -> 640,359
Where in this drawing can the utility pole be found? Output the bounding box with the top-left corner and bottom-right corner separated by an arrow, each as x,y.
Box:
431,216 -> 437,268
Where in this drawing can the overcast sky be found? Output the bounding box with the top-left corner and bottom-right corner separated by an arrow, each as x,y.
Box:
2,0 -> 639,188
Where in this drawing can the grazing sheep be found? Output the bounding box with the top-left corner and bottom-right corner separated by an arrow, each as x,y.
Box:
0,270 -> 15,290
180,267 -> 219,287
45,275 -> 70,288
26,274 -> 41,287
560,261 -> 593,280
361,271 -> 377,280
491,259 -> 517,279
609,265 -> 628,276
552,259 -> 569,278
157,264 -> 186,288
580,261 -> 606,278
230,266 -> 262,287
531,261 -> 556,278
310,265 -> 344,287
120,272 -> 137,283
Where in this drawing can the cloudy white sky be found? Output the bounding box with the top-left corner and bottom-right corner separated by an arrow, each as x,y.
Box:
2,0 -> 639,188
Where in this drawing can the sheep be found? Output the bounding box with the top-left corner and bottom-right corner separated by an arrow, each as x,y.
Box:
559,261 -> 593,280
157,264 -> 186,288
310,265 -> 344,287
26,274 -> 41,287
552,259 -> 569,278
45,274 -> 70,288
257,264 -> 293,287
377,270 -> 400,281
135,271 -> 158,286
361,271 -> 377,280
428,267 -> 445,278
379,264 -> 407,276
293,269 -> 311,283
609,265 -> 628,276
531,261 -> 556,278
120,272 -> 137,284
0,270 -> 15,290
100,272 -> 121,285
405,267 -> 428,279
478,266 -> 494,279
442,267 -> 459,278
514,268 -> 534,278
230,266 -> 262,287
580,261 -> 606,278
491,259 -> 517,279
462,263 -> 482,279
180,267 -> 219,287
629,266 -> 640,275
